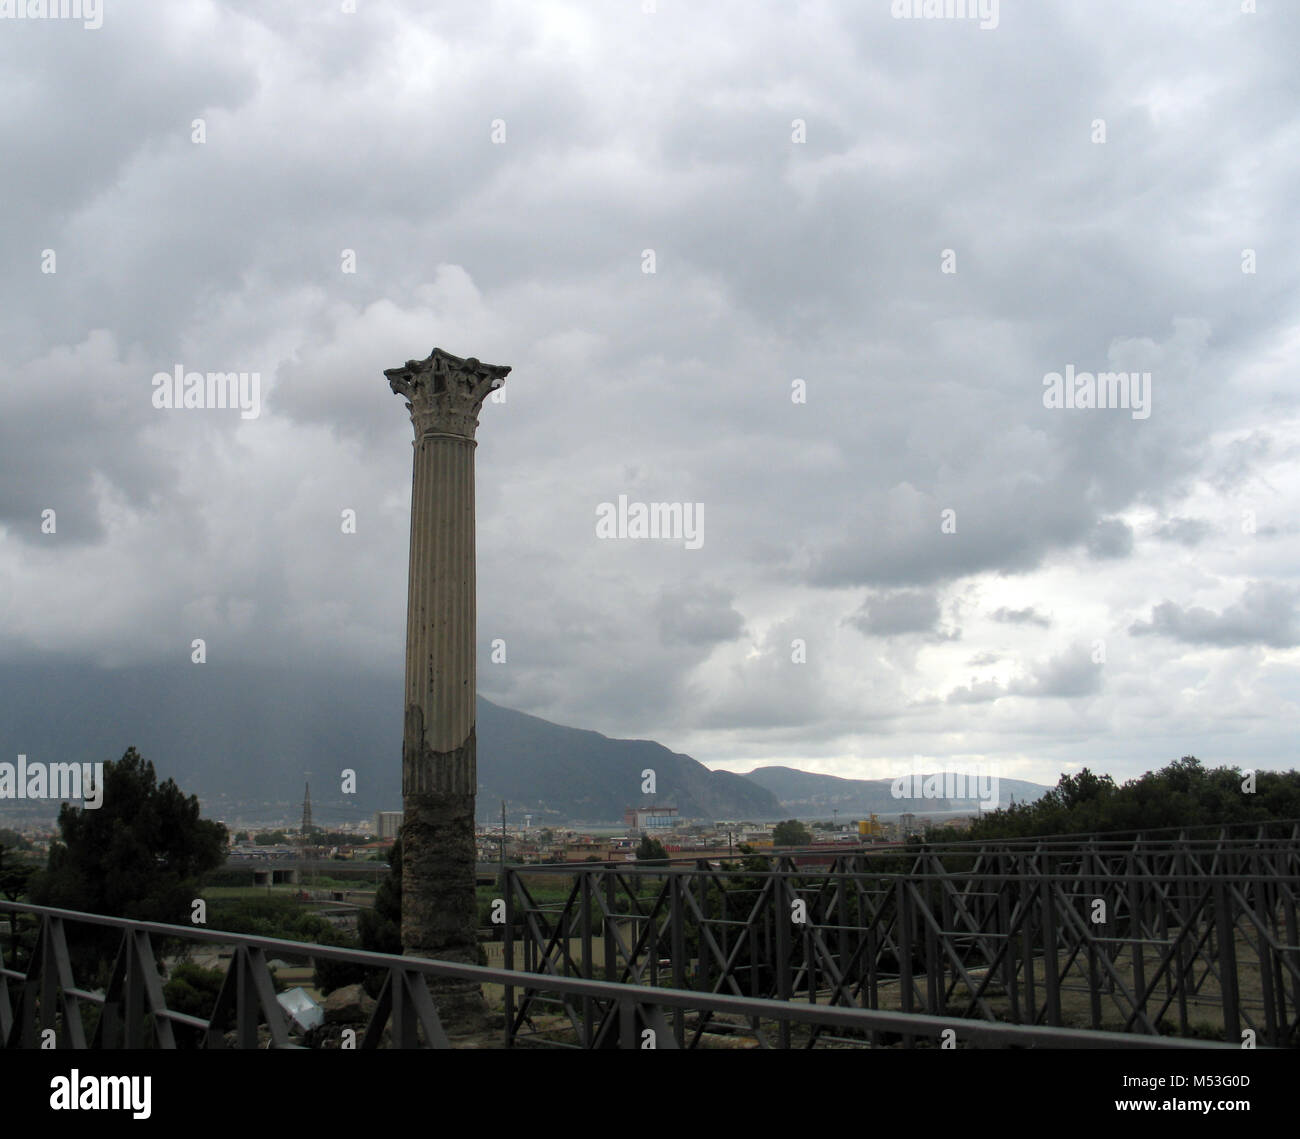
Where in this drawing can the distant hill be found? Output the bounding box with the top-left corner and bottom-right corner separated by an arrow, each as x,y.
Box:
0,659 -> 780,825
0,658 -> 1045,827
742,765 -> 1050,816
476,699 -> 780,824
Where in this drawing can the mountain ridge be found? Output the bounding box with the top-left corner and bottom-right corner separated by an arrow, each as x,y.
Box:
0,659 -> 1048,825
741,764 -> 1051,815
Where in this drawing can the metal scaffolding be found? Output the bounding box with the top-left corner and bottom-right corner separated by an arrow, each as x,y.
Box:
503,820 -> 1300,1048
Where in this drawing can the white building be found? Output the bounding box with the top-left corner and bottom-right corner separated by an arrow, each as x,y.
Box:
373,810 -> 404,839
624,805 -> 679,831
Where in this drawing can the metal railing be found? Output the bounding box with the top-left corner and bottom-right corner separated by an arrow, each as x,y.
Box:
4,821 -> 1296,1050
0,900 -> 1244,1050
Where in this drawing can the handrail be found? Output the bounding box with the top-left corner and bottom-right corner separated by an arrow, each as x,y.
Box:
0,900 -> 1243,1049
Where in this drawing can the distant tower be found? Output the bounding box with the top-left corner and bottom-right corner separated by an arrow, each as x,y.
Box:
301,778 -> 313,836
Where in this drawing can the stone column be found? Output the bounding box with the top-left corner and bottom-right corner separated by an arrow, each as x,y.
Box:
385,347 -> 510,1027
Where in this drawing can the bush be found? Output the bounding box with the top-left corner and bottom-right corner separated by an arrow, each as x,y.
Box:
163,961 -> 227,1048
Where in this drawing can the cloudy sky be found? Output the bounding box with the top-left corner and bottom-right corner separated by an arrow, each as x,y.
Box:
1,0 -> 1296,792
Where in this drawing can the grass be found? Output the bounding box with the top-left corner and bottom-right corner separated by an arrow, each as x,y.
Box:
204,885 -> 305,899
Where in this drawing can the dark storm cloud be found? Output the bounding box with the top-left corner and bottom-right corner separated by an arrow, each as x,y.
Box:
1085,518 -> 1135,560
653,583 -> 746,648
847,588 -> 942,637
945,643 -> 1102,704
1129,582 -> 1300,649
1024,645 -> 1105,698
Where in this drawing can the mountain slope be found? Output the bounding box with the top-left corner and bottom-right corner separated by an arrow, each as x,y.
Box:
476,698 -> 780,823
0,659 -> 779,824
742,765 -> 1050,815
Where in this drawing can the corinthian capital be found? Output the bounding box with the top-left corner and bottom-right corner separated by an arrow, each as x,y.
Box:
385,347 -> 512,440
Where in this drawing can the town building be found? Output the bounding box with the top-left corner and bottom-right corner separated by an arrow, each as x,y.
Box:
623,805 -> 679,831
373,810 -> 404,840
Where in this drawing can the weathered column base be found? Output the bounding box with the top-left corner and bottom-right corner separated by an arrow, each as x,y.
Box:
414,978 -> 490,1037
400,782 -> 487,1034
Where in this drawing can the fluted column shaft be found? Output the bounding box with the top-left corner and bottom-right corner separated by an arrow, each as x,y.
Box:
385,347 -> 511,1027
400,432 -> 478,963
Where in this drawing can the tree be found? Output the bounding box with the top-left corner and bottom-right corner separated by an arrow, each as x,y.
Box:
315,831 -> 354,847
967,755 -> 1300,841
1045,768 -> 1117,811
358,837 -> 402,956
772,819 -> 812,846
163,961 -> 226,1048
0,843 -> 36,903
0,827 -> 32,852
635,835 -> 668,863
320,837 -> 403,997
632,834 -> 669,897
29,747 -> 228,928
0,842 -> 37,972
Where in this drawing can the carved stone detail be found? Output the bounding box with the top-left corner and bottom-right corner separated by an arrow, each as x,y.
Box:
385,347 -> 511,441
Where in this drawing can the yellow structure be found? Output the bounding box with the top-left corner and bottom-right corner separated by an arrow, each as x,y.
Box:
857,814 -> 882,838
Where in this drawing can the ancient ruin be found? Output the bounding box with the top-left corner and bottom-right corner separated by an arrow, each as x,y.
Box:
385,346 -> 511,1025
